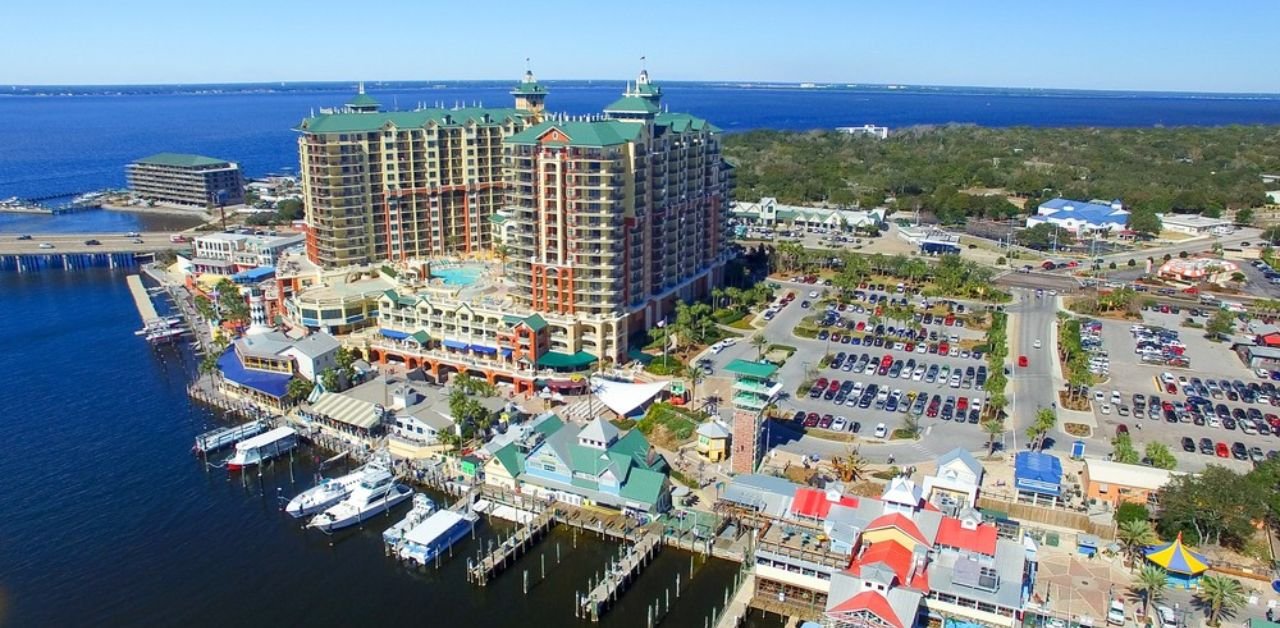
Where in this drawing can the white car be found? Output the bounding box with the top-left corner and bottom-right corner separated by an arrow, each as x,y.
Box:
1107,600 -> 1125,626
912,366 -> 925,381
873,423 -> 888,438
1156,606 -> 1177,628
1033,339 -> 1042,349
916,344 -> 927,354
38,242 -> 55,249
808,291 -> 818,298
971,398 -> 984,414
1257,368 -> 1271,379
832,416 -> 848,432
1094,390 -> 1105,402
1111,391 -> 1121,404
1100,404 -> 1112,415
720,337 -> 736,347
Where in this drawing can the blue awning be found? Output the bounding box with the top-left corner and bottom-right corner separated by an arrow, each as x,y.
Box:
231,265 -> 276,284
471,345 -> 498,355
380,328 -> 410,340
1014,451 -> 1063,496
501,348 -> 513,357
443,339 -> 468,350
217,349 -> 291,399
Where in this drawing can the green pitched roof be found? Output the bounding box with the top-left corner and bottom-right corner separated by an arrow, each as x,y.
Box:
409,330 -> 430,345
569,445 -> 614,475
511,82 -> 547,95
610,429 -> 666,472
489,213 -> 508,224
619,467 -> 667,507
346,93 -> 380,108
604,95 -> 660,115
533,414 -> 564,437
134,153 -> 230,168
536,350 -> 596,369
505,120 -> 644,147
502,313 -> 547,332
492,443 -> 524,477
724,359 -> 778,380
655,112 -> 721,134
298,107 -> 526,134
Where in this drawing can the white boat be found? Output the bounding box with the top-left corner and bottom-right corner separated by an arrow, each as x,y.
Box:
307,469 -> 412,532
395,509 -> 478,567
226,426 -> 297,470
285,461 -> 387,518
381,493 -> 437,545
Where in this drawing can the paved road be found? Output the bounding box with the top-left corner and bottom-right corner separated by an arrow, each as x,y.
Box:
1006,289 -> 1062,451
0,232 -> 186,254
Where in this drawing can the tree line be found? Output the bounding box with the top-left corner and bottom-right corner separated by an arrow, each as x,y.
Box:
724,126 -> 1280,222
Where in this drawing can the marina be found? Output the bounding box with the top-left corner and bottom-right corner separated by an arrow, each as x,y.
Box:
226,426 -> 298,470
306,468 -> 413,532
392,509 -> 480,568
578,534 -> 663,622
468,508 -> 557,585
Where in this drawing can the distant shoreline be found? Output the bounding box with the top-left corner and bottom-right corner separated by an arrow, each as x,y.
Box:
100,202 -> 211,221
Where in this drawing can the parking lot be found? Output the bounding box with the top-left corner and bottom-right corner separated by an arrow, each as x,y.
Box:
1085,309 -> 1279,471
774,283 -> 995,451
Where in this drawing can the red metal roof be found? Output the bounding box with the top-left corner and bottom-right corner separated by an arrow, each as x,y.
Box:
934,517 -> 998,556
791,487 -> 858,519
828,590 -> 906,628
1258,332 -> 1280,348
846,541 -> 930,592
865,512 -> 930,547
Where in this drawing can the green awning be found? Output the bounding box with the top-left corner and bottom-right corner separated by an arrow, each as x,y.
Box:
409,330 -> 430,345
724,359 -> 778,380
537,350 -> 598,369
627,347 -> 654,365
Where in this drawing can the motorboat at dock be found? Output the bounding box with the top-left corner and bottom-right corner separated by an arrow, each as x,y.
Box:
193,420 -> 266,454
285,459 -> 388,518
307,469 -> 412,533
391,509 -> 478,567
381,493 -> 437,546
226,426 -> 298,470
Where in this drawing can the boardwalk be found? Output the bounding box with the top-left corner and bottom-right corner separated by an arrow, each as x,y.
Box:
467,508 -> 556,585
578,533 -> 662,622
125,274 -> 159,321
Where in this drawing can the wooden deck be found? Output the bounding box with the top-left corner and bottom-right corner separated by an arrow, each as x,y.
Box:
466,508 -> 556,585
577,533 -> 662,622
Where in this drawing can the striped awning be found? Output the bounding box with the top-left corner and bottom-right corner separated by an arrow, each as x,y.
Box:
308,392 -> 382,430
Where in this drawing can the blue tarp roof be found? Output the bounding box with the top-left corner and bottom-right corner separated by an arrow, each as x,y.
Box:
380,328 -> 409,340
1038,198 -> 1128,228
217,348 -> 291,399
231,265 -> 276,284
1015,451 -> 1063,496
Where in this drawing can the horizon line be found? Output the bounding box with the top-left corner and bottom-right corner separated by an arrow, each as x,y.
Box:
3,78 -> 1279,98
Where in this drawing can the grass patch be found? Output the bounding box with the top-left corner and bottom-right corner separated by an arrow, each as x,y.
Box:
637,402 -> 700,446
767,344 -> 798,358
645,359 -> 683,376
611,418 -> 637,431
729,318 -> 757,330
1063,423 -> 1090,437
890,428 -> 918,440
712,308 -> 744,325
670,468 -> 699,488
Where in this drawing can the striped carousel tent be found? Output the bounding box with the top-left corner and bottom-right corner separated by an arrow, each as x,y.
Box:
1144,532 -> 1210,589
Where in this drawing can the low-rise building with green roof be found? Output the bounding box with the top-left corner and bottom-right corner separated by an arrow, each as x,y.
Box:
127,152 -> 244,208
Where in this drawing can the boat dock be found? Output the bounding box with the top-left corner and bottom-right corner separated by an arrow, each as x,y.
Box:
126,274 -> 159,322
577,533 -> 662,622
193,420 -> 266,454
467,508 -> 556,585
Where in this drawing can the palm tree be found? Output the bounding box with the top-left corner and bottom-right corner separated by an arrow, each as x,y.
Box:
1116,520 -> 1158,569
751,334 -> 768,360
198,352 -> 220,384
1131,565 -> 1168,618
287,377 -> 313,401
831,449 -> 868,483
681,363 -> 705,407
711,287 -> 725,310
981,420 -> 1004,456
1196,574 -> 1247,626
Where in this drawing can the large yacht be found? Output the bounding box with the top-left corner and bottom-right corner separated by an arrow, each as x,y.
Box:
307,469 -> 412,532
285,460 -> 387,518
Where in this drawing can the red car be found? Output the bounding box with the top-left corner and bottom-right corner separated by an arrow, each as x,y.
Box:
803,412 -> 820,428
819,414 -> 835,429
1266,414 -> 1280,429
1165,382 -> 1178,395
905,342 -> 915,352
1018,355 -> 1029,368
856,321 -> 866,331
1215,441 -> 1230,458
957,397 -> 969,412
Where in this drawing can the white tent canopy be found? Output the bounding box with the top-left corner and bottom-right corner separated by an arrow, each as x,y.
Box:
589,377 -> 669,417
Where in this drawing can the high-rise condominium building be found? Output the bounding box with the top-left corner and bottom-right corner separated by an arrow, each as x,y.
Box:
295,77 -> 546,267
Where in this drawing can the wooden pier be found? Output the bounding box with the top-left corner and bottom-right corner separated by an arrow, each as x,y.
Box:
467,508 -> 556,585
126,274 -> 159,322
577,533 -> 662,622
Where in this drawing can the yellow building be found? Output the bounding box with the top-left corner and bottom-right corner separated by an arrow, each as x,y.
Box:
695,421 -> 730,462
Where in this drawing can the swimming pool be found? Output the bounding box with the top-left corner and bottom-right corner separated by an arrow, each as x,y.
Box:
431,265 -> 484,287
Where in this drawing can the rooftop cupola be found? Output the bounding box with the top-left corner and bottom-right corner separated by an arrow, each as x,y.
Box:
345,81 -> 381,113
511,62 -> 548,122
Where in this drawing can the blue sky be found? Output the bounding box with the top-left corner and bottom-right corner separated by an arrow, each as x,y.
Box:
2,0 -> 1277,93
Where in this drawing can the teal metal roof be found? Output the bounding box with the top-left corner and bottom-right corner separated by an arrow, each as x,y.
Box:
604,95 -> 660,115
655,112 -> 721,134
505,120 -> 644,147
134,153 -> 230,168
297,107 -> 527,134
725,359 -> 778,380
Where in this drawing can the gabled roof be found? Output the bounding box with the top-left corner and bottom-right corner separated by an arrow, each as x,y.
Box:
934,517 -> 998,556
847,542 -> 930,592
505,120 -> 645,147
827,591 -> 907,628
937,448 -> 984,478
792,487 -> 859,520
618,466 -> 667,507
655,112 -> 721,134
492,443 -> 524,477
696,421 -> 730,439
865,512 -> 931,547
611,428 -> 666,472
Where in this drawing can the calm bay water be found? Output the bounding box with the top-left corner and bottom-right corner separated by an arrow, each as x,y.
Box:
2,81 -> 1280,211
0,269 -> 761,627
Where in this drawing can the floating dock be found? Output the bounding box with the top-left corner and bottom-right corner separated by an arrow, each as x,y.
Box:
578,534 -> 662,622
467,508 -> 556,585
126,274 -> 159,322
193,420 -> 266,454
